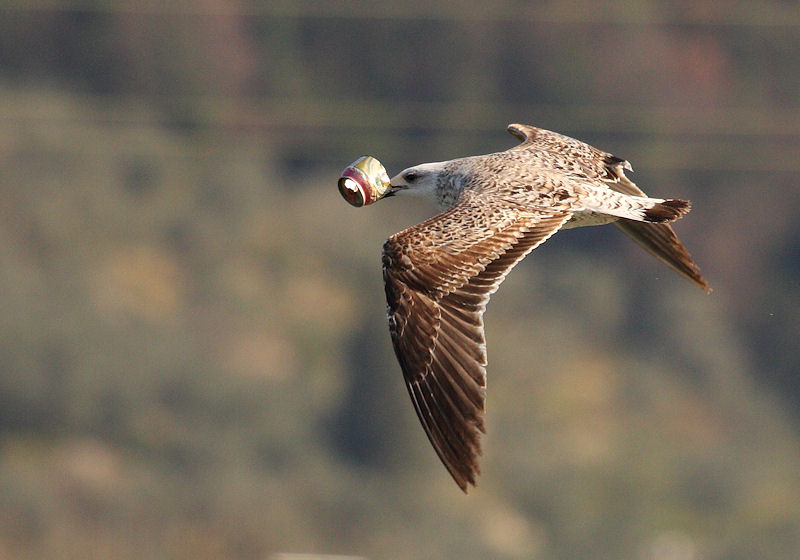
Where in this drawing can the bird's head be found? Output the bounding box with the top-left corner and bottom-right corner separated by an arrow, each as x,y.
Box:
387,161 -> 447,203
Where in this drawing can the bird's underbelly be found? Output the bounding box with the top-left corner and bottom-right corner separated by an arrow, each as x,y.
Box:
561,211 -> 620,230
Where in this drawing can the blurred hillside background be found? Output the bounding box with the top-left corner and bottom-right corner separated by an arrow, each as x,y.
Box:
0,2 -> 799,559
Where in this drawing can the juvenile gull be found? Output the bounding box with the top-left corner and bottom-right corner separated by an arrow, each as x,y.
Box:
375,124 -> 709,492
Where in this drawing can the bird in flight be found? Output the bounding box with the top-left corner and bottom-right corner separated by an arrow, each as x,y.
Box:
341,124 -> 709,492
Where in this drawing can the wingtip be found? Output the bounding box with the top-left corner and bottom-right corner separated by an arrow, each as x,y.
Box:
689,273 -> 712,294
613,220 -> 711,295
453,471 -> 478,494
442,446 -> 482,493
507,123 -> 526,141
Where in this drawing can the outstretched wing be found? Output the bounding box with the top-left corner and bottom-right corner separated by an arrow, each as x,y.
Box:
507,123 -> 632,183
507,123 -> 709,292
383,193 -> 571,491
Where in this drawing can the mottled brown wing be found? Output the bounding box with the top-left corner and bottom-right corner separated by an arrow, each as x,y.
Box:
383,196 -> 571,491
507,123 -> 710,292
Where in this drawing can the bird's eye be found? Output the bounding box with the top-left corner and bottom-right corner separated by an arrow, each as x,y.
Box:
403,171 -> 419,183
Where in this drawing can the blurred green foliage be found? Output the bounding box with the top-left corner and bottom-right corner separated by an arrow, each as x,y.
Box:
0,3 -> 799,559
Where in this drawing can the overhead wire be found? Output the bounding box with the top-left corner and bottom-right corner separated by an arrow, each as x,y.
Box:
0,3 -> 796,170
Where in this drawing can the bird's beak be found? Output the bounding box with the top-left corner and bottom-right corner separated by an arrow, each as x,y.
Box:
384,185 -> 403,197
385,175 -> 407,197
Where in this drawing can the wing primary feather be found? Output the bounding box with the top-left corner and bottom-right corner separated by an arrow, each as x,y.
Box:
411,378 -> 475,489
407,381 -> 459,469
438,303 -> 484,344
430,330 -> 486,408
425,367 -> 483,453
427,360 -> 484,437
435,318 -> 487,365
614,219 -> 710,292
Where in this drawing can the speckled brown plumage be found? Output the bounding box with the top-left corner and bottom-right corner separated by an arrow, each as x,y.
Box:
380,124 -> 709,492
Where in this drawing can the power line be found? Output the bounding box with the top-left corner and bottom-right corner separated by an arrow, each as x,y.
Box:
1,91 -> 797,171
1,123 -> 797,173
1,1 -> 799,27
2,94 -> 798,139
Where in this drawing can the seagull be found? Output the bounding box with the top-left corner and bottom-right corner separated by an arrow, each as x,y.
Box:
377,124 -> 709,492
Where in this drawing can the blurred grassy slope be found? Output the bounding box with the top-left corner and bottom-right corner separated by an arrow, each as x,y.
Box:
0,3 -> 799,559
0,85 -> 798,560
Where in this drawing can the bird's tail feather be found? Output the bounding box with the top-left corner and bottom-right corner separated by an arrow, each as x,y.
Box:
643,199 -> 690,223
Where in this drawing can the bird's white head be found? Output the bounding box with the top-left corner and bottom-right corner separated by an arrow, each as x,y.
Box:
388,161 -> 448,204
